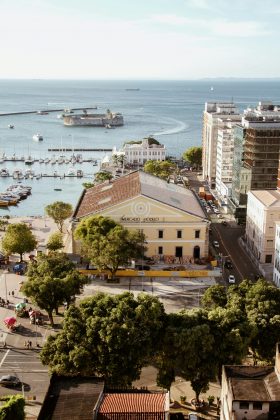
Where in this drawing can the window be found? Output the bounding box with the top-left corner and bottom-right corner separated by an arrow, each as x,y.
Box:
177,230 -> 182,239
253,402 -> 262,410
158,246 -> 163,255
158,230 -> 163,239
195,230 -> 200,239
239,402 -> 249,410
265,254 -> 272,263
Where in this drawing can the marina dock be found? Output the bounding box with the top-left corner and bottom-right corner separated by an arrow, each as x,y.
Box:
48,148 -> 112,152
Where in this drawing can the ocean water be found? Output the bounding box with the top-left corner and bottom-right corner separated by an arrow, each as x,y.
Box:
0,79 -> 280,216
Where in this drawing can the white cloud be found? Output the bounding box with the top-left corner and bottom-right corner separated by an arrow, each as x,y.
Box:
150,14 -> 191,25
212,20 -> 271,37
187,0 -> 211,9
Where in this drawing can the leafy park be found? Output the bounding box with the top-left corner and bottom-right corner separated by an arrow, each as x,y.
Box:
1,210 -> 280,404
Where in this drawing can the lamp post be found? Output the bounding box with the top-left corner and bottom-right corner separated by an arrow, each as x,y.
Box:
1,270 -> 8,302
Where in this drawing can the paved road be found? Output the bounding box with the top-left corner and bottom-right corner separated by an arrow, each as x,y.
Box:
211,221 -> 260,284
0,348 -> 49,418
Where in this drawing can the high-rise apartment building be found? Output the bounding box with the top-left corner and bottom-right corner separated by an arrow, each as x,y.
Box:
202,102 -> 240,188
230,102 -> 280,222
215,119 -> 239,201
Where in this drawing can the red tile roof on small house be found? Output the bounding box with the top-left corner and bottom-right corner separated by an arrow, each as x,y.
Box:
98,392 -> 167,413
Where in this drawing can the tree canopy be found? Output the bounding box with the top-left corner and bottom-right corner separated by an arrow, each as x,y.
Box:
22,253 -> 87,326
46,231 -> 64,252
45,201 -> 73,232
1,223 -> 37,261
143,160 -> 176,180
94,171 -> 113,183
182,147 -> 202,169
75,215 -> 146,278
40,292 -> 165,386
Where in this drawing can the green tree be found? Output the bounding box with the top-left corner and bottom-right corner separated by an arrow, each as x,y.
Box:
46,231 -> 64,252
82,182 -> 94,189
75,215 -> 146,279
244,279 -> 280,362
182,147 -> 202,169
143,160 -> 176,180
1,223 -> 37,261
40,292 -> 165,386
201,285 -> 227,309
45,201 -> 73,233
94,171 -> 113,183
0,395 -> 25,420
22,254 -> 87,326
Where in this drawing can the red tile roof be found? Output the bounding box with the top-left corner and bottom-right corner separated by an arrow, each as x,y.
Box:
98,393 -> 167,413
73,171 -> 141,219
73,170 -> 205,220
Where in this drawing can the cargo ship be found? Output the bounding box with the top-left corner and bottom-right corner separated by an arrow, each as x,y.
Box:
63,109 -> 124,127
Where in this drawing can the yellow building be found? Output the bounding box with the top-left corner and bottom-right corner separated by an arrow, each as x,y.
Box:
72,171 -> 209,262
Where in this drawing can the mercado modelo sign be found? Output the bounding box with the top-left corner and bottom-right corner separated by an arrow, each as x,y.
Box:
120,216 -> 160,223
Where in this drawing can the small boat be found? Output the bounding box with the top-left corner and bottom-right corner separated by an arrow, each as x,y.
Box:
0,168 -> 9,177
54,188 -> 62,191
44,158 -> 50,164
25,156 -> 34,165
57,157 -> 64,164
36,174 -> 42,180
92,159 -> 98,166
33,133 -> 43,141
76,169 -> 83,178
39,158 -> 44,164
64,158 -> 70,164
53,171 -> 59,177
13,170 -> 23,179
105,124 -> 112,129
0,199 -> 10,207
37,111 -> 49,115
8,124 -> 14,129
67,168 -> 75,176
50,156 -> 57,164
0,195 -> 18,205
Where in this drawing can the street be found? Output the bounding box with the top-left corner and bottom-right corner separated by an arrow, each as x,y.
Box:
211,221 -> 260,284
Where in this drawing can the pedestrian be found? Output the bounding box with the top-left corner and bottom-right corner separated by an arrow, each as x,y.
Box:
26,342 -> 30,349
8,292 -> 10,296
11,291 -> 14,297
29,341 -> 32,348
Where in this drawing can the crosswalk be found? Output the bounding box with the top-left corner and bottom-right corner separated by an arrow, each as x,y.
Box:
0,349 -> 48,373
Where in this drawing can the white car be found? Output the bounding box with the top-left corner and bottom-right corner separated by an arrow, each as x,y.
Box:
228,275 -> 236,284
213,241 -> 219,248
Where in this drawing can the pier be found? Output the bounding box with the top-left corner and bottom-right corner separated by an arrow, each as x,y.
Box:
0,107 -> 98,117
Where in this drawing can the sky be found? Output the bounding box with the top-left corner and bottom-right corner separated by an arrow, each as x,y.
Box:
1,0 -> 280,79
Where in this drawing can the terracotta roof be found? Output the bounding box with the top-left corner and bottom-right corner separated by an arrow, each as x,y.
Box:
73,171 -> 205,220
98,393 -> 167,413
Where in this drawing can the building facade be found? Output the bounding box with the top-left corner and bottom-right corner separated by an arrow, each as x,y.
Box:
119,138 -> 166,165
215,120 -> 237,208
245,190 -> 280,279
221,344 -> 280,420
230,102 -> 280,222
72,171 -> 209,262
202,102 -> 240,188
273,222 -> 280,288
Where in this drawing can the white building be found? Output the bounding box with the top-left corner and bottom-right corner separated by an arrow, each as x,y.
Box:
202,102 -> 240,188
221,345 -> 280,420
119,138 -> 166,165
273,222 -> 280,288
245,190 -> 280,279
215,119 -> 236,207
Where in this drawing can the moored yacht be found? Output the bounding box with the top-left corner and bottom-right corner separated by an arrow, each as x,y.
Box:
33,133 -> 43,141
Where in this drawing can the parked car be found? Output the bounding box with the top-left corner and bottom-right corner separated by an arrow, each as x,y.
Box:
228,274 -> 236,284
0,375 -> 20,387
225,260 -> 233,269
13,262 -> 27,275
213,241 -> 219,248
